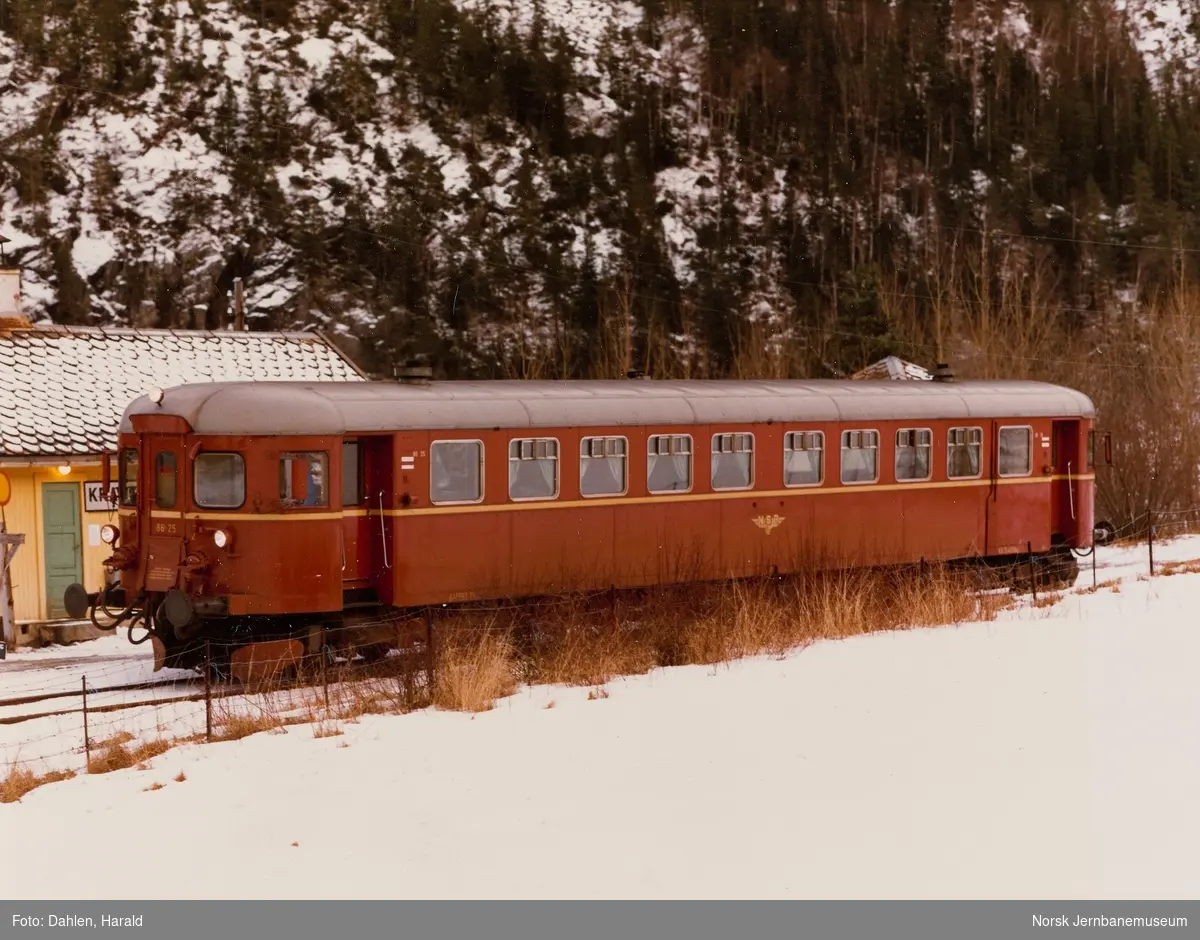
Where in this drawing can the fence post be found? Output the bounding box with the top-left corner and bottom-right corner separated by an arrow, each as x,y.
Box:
1148,508 -> 1155,576
1027,541 -> 1038,605
322,644 -> 329,714
82,676 -> 90,771
204,640 -> 213,743
425,613 -> 436,698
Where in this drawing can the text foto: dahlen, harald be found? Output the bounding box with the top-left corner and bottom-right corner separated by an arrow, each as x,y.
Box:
12,914 -> 144,928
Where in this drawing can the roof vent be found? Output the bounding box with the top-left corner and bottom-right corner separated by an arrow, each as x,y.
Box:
396,359 -> 433,386
932,362 -> 955,383
626,370 -> 646,379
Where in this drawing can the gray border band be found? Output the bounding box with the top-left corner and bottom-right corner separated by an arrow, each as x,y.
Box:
1,900 -> 1196,940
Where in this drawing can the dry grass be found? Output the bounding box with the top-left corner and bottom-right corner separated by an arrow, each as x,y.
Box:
144,782 -> 165,792
1158,560 -> 1200,577
87,737 -> 171,775
2,765 -> 77,803
416,563 -> 1018,712
431,628 -> 520,712
174,771 -> 186,782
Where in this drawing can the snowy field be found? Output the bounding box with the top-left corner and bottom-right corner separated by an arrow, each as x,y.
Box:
2,536 -> 1199,899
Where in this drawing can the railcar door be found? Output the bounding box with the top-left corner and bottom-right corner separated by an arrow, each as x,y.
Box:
1051,420 -> 1081,541
359,435 -> 395,607
142,436 -> 187,594
339,439 -> 369,587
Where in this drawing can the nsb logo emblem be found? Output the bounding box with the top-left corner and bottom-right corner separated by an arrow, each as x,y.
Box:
752,514 -> 785,535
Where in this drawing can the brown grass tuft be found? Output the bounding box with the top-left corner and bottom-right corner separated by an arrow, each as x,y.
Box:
431,628 -> 519,712
2,766 -> 76,803
587,687 -> 610,701
214,712 -> 286,742
144,782 -> 165,792
88,738 -> 171,775
174,771 -> 186,783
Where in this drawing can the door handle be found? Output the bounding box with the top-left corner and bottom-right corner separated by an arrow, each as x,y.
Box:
1067,461 -> 1075,521
378,491 -> 391,570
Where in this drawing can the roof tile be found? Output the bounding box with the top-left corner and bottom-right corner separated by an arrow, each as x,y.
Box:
0,326 -> 365,457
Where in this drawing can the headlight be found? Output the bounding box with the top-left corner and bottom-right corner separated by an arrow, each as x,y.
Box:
100,524 -> 119,544
213,529 -> 231,549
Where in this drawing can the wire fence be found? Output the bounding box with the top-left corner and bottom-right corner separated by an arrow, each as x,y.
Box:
4,521 -> 1199,790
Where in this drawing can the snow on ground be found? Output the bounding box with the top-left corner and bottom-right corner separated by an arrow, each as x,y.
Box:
2,536 -> 1199,898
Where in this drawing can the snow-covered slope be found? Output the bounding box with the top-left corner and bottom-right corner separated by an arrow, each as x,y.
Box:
2,537 -> 1199,899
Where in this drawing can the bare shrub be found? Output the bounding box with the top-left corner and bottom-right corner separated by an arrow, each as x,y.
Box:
431,626 -> 519,712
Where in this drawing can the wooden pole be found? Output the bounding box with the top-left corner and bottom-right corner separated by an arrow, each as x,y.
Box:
1,520 -> 26,650
1027,541 -> 1038,605
82,676 -> 90,771
1148,509 -> 1155,576
204,640 -> 213,743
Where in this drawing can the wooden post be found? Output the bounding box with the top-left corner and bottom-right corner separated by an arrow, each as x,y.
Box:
82,676 -> 90,771
1027,541 -> 1038,605
322,644 -> 329,713
1,522 -> 25,650
1148,509 -> 1155,576
425,613 -> 436,698
204,640 -> 213,743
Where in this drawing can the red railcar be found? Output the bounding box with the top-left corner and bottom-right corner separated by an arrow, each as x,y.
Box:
64,375 -> 1097,679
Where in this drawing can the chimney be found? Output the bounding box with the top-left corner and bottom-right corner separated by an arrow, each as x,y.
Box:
0,238 -> 31,334
233,277 -> 245,331
932,362 -> 955,383
396,358 -> 433,386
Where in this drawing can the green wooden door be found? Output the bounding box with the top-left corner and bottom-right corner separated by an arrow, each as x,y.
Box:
42,482 -> 82,619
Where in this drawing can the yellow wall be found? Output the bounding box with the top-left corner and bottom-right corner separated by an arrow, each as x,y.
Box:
1,464 -> 118,623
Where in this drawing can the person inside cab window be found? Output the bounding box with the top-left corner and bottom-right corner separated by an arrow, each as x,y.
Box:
281,452 -> 328,508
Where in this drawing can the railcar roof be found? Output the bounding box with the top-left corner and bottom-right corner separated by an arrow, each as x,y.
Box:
118,378 -> 1096,435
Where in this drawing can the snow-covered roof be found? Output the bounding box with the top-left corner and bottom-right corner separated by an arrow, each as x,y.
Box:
0,324 -> 366,458
850,356 -> 934,381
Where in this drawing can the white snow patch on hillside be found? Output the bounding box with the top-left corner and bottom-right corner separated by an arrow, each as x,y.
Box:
1114,0 -> 1200,91
3,538 -> 1200,898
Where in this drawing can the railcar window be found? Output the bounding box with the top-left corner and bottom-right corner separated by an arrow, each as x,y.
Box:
194,453 -> 245,509
280,452 -> 329,508
342,441 -> 362,505
118,448 -> 139,507
509,438 -> 559,501
895,428 -> 932,482
430,440 -> 483,505
711,432 -> 753,490
784,431 -> 823,486
947,427 -> 983,479
648,434 -> 692,493
840,430 -> 879,484
155,453 -> 177,509
580,436 -> 627,497
998,427 -> 1033,477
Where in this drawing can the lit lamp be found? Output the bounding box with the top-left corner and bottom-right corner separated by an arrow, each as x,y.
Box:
56,465 -> 71,476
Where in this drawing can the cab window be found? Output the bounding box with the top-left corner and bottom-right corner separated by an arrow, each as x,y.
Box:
280,452 -> 328,507
118,448 -> 139,507
155,452 -> 177,509
342,441 -> 363,505
194,453 -> 245,509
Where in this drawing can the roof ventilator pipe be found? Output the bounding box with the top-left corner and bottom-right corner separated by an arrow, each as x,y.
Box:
626,370 -> 647,379
932,362 -> 955,383
396,359 -> 433,386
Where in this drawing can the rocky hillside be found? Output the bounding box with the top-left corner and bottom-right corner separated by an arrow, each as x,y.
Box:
2,0 -> 1200,380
